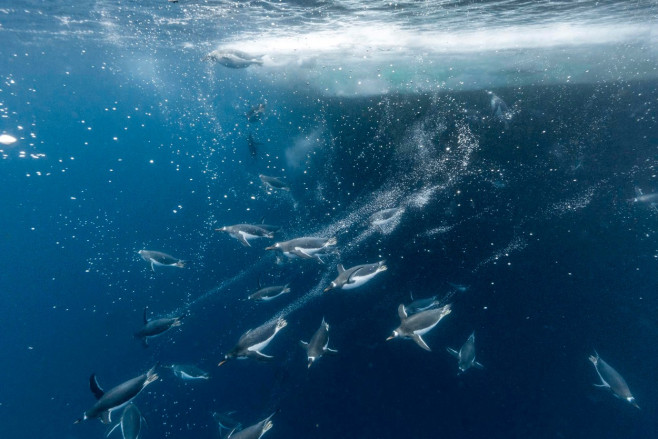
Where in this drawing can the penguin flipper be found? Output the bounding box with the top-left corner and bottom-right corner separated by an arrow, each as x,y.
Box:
446,347 -> 459,358
292,248 -> 314,259
105,421 -> 120,437
237,233 -> 251,247
473,361 -> 485,370
101,410 -> 112,425
397,304 -> 408,320
413,334 -> 431,351
299,340 -> 308,348
89,374 -> 105,399
325,347 -> 339,355
142,337 -> 149,348
150,261 -> 155,272
250,350 -> 273,361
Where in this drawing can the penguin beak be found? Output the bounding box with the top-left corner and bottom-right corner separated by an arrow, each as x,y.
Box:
265,246 -> 275,251
323,285 -> 332,292
308,359 -> 314,368
386,335 -> 394,341
218,359 -> 227,367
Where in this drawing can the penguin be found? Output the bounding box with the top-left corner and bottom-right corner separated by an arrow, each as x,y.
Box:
75,365 -> 158,425
134,308 -> 183,347
248,282 -> 291,301
446,331 -> 484,373
213,411 -> 242,439
247,133 -> 260,158
386,304 -> 452,351
300,318 -> 338,368
323,261 -> 387,292
259,174 -> 290,191
216,223 -> 279,247
370,207 -> 402,227
219,318 -> 287,365
246,103 -> 266,123
447,282 -> 470,292
404,293 -> 440,314
589,351 -> 640,409
137,250 -> 185,271
630,187 -> 658,212
105,403 -> 146,439
203,49 -> 264,68
166,364 -> 210,381
265,237 -> 337,263
227,412 -> 275,439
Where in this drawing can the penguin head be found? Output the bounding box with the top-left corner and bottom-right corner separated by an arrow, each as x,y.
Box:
323,282 -> 336,292
265,243 -> 280,251
307,356 -> 315,368
627,397 -> 640,409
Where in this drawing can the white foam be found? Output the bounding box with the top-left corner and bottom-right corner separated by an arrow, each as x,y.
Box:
228,22 -> 653,59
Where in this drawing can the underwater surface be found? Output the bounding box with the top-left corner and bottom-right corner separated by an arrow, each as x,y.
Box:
0,0 -> 657,438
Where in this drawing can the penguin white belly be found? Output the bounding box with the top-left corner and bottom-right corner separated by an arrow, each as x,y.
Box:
247,332 -> 277,353
413,319 -> 440,336
342,272 -> 378,289
239,231 -> 259,241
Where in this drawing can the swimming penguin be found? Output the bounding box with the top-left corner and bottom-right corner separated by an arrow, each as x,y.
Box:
203,49 -> 264,69
446,331 -> 484,373
228,412 -> 275,439
259,174 -> 290,191
216,223 -> 279,247
630,187 -> 658,212
246,103 -> 266,123
166,364 -> 210,381
404,293 -> 440,314
386,304 -> 452,351
447,282 -> 470,292
137,250 -> 185,271
219,318 -> 287,365
265,237 -> 337,263
134,308 -> 183,347
300,318 -> 338,368
487,90 -> 509,117
106,403 -> 146,439
75,365 -> 158,424
370,207 -> 402,228
589,351 -> 640,409
324,261 -> 387,292
213,411 -> 242,438
248,282 -> 291,301
247,133 -> 260,158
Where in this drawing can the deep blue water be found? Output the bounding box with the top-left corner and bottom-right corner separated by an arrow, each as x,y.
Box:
1,1 -> 657,438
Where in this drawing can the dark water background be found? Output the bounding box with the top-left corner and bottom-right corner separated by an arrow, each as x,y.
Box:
1,1 -> 657,438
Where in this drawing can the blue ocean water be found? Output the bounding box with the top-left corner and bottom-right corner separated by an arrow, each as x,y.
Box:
1,1 -> 657,438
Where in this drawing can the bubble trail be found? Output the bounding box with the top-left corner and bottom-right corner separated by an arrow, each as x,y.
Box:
175,258 -> 271,315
